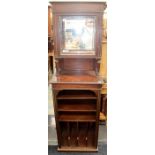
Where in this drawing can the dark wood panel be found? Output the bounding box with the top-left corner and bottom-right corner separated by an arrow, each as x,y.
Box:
63,59 -> 94,71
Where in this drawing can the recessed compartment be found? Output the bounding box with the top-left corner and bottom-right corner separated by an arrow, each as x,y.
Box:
60,122 -> 96,148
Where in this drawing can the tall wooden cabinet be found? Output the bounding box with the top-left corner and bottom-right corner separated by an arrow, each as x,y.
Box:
49,2 -> 106,152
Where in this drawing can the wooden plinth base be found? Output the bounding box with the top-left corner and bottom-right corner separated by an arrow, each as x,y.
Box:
57,146 -> 98,152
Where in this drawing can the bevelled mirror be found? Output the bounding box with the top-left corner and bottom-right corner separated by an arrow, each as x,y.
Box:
60,16 -> 96,55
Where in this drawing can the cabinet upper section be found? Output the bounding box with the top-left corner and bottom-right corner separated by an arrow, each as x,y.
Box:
50,2 -> 106,58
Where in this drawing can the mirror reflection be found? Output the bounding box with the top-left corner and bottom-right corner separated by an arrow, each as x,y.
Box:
61,16 -> 95,54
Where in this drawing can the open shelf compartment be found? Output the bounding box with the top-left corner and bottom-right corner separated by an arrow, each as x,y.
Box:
57,90 -> 97,99
57,99 -> 96,112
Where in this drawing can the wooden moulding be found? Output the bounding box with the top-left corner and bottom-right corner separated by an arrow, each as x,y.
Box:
52,84 -> 102,90
51,2 -> 106,13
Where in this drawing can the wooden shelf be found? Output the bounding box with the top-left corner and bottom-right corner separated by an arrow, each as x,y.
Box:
57,90 -> 97,100
58,99 -> 96,112
58,102 -> 96,112
57,96 -> 97,100
58,114 -> 96,122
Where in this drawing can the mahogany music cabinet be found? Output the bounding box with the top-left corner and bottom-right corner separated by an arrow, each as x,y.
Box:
49,1 -> 106,152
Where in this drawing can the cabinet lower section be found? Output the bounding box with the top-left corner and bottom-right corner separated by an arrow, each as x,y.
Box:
52,83 -> 102,152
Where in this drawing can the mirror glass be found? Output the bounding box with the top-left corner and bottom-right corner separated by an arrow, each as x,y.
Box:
61,16 -> 96,55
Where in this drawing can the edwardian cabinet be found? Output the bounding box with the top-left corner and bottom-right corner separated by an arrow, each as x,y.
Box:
50,2 -> 106,152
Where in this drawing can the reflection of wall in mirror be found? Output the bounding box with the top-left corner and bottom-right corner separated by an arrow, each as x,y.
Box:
81,26 -> 94,49
64,18 -> 95,50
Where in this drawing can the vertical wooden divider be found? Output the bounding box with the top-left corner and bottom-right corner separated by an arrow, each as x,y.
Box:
67,122 -> 70,146
77,122 -> 79,146
86,122 -> 89,147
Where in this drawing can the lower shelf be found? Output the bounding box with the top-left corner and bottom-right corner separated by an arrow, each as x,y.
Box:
58,113 -> 96,122
59,122 -> 96,150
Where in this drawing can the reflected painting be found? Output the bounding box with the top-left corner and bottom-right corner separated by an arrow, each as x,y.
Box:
61,16 -> 95,55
